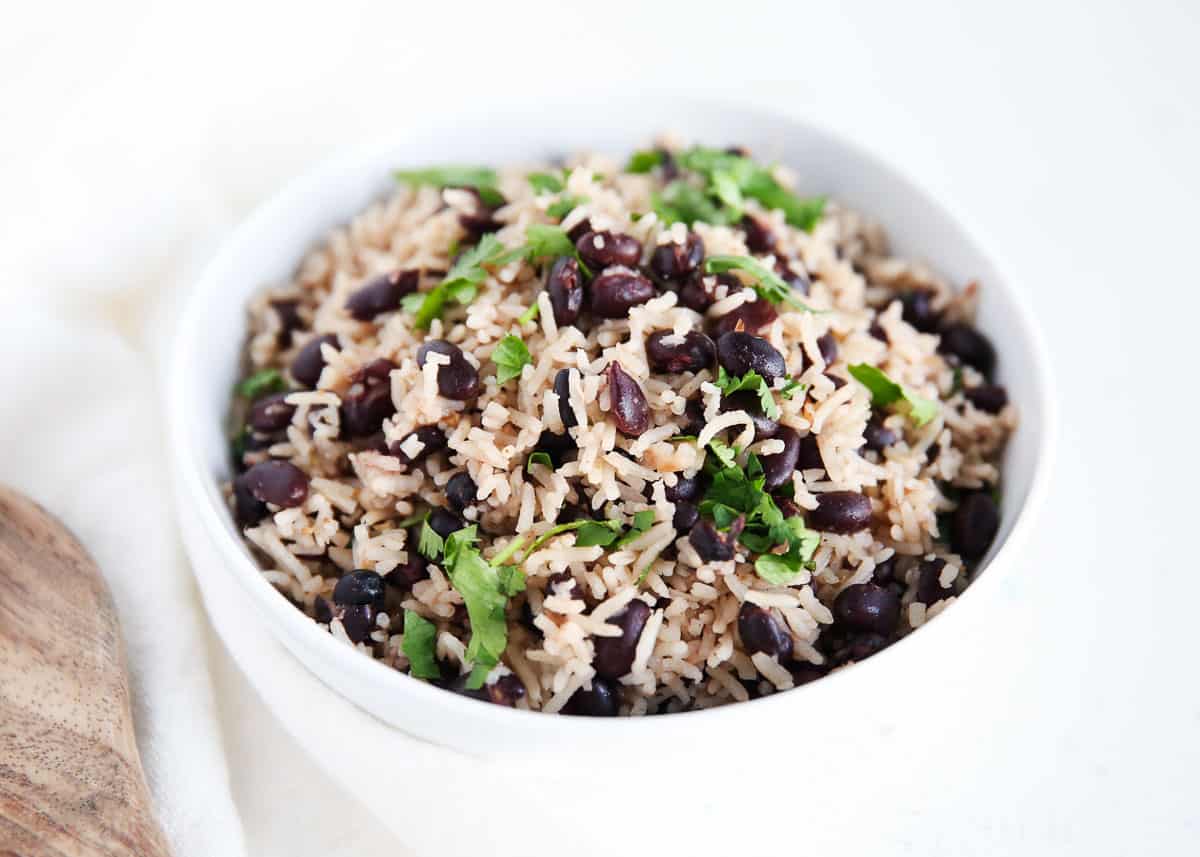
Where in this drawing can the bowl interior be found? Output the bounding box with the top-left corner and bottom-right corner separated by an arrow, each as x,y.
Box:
170,98 -> 1051,752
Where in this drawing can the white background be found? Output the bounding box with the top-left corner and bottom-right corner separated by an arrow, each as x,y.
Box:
2,1 -> 1198,854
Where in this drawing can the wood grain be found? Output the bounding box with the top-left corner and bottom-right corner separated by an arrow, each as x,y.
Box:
0,486 -> 170,857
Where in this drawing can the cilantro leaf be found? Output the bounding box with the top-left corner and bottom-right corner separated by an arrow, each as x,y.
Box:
707,437 -> 740,469
492,334 -> 531,384
675,146 -> 825,232
236,368 -> 287,399
497,564 -> 526,596
847,363 -> 938,427
411,234 -> 514,329
394,166 -> 503,206
704,255 -> 819,312
546,194 -> 587,220
573,520 -> 624,548
626,149 -> 665,173
526,451 -> 552,472
753,518 -> 820,584
612,509 -> 656,549
402,610 -> 441,679
517,302 -> 541,325
652,181 -> 734,226
523,224 -> 576,261
779,378 -> 806,400
527,172 -> 565,194
417,519 -> 444,559
715,366 -> 780,420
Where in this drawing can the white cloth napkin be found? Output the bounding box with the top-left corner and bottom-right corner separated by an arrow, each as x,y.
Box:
0,294 -> 247,857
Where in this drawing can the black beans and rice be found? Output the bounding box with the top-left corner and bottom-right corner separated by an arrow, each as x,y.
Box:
227,142 -> 1015,715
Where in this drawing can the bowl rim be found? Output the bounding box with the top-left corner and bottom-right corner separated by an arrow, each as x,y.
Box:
166,97 -> 1056,738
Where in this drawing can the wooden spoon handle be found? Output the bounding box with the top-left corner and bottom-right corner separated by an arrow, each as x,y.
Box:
0,486 -> 171,857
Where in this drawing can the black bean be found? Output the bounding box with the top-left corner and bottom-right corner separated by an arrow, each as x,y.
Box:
901,290 -> 940,332
485,674 -> 526,708
915,558 -> 953,604
232,472 -> 269,525
445,471 -> 477,509
416,340 -> 481,400
563,678 -> 619,716
242,460 -> 309,508
677,272 -> 715,313
926,442 -> 941,462
386,542 -> 429,591
951,492 -> 999,560
575,230 -> 643,270
546,256 -> 584,326
717,331 -> 786,382
938,322 -> 996,377
688,516 -> 744,562
871,555 -> 897,585
714,299 -> 779,337
738,603 -> 794,660
788,661 -> 828,686
645,330 -> 716,374
797,433 -> 826,471
341,358 -> 397,437
313,595 -> 333,624
761,426 -> 801,491
566,217 -> 592,243
389,425 -> 448,463
868,321 -> 888,343
833,583 -> 900,634
822,629 -> 891,667
720,389 -> 779,440
345,270 -> 419,321
333,569 -> 386,610
672,501 -> 699,532
680,398 -> 705,437
964,384 -> 1009,414
593,600 -> 651,679
271,299 -> 304,348
650,232 -> 705,281
427,507 -> 464,540
816,332 -> 838,366
291,333 -> 339,388
459,210 -> 500,243
553,367 -> 579,429
547,570 -> 583,601
247,392 -> 295,433
338,603 -> 375,644
862,417 -> 898,452
665,474 -> 703,503
533,428 -> 577,467
808,491 -> 872,534
740,215 -> 776,254
589,268 -> 657,318
607,362 -> 650,437
780,263 -> 811,296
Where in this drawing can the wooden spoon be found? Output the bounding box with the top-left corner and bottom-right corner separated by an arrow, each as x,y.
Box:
0,486 -> 170,857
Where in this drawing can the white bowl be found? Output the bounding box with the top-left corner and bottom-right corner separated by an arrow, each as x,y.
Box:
167,98 -> 1054,757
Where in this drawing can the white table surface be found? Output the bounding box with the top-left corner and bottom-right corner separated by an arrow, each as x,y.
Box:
3,1 -> 1198,854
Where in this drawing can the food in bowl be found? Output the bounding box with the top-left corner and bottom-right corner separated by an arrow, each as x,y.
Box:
225,141 -> 1016,715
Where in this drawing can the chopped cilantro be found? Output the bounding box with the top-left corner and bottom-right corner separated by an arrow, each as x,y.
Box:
440,525 -> 524,688
626,149 -> 665,173
652,181 -> 734,226
612,510 -> 656,549
573,519 -> 625,548
236,368 -> 286,399
517,302 -> 541,325
527,172 -> 565,194
395,510 -> 428,528
523,223 -> 576,261
402,610 -> 442,679
230,426 -> 250,462
704,255 -> 820,312
492,334 -> 531,384
546,194 -> 587,220
411,234 -> 514,329
715,365 -> 780,420
417,519 -> 444,559
779,378 -> 806,400
698,439 -> 821,582
848,363 -> 938,427
675,146 -> 826,232
526,451 -> 552,472
669,434 -> 698,443
394,166 -> 503,206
